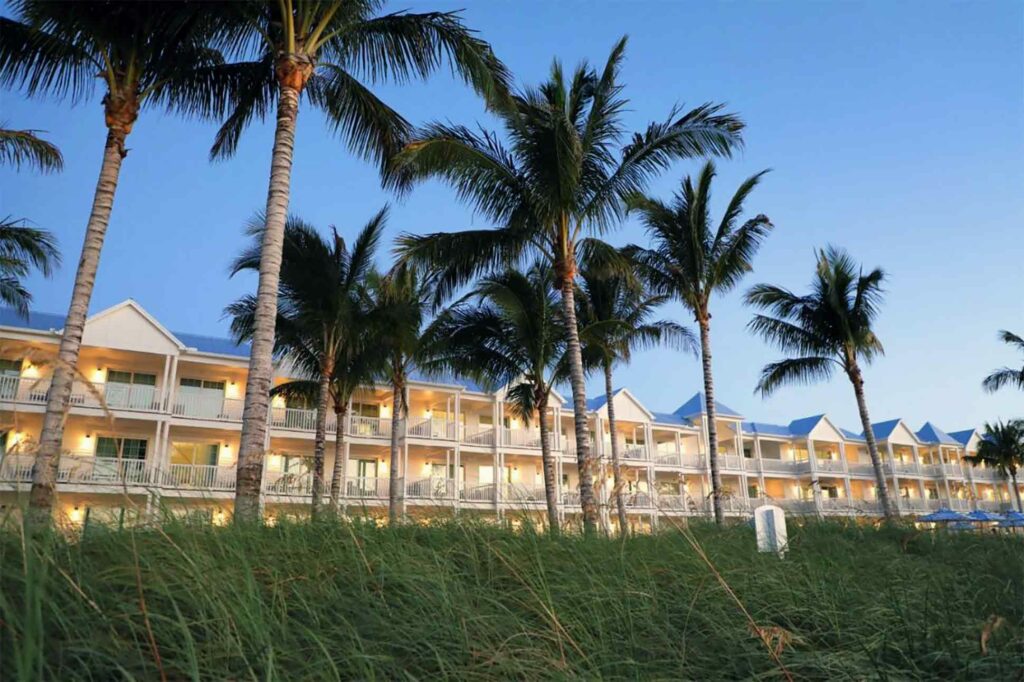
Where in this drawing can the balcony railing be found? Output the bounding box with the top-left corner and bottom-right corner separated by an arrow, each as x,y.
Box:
0,452 -> 151,485
760,459 -> 800,473
501,482 -> 547,503
173,393 -> 243,422
886,461 -> 919,476
815,459 -> 846,474
621,444 -> 648,461
503,428 -> 544,448
652,450 -> 681,466
165,464 -> 236,491
941,463 -> 964,478
350,415 -> 392,439
719,454 -> 745,470
345,476 -> 389,499
408,418 -> 456,441
0,375 -> 49,404
406,477 -> 456,499
846,462 -> 877,476
462,426 -> 496,446
680,454 -> 705,468
461,483 -> 495,502
622,491 -> 654,509
968,467 -> 1001,481
270,407 -> 322,432
98,382 -> 162,412
918,464 -> 943,477
263,471 -> 315,496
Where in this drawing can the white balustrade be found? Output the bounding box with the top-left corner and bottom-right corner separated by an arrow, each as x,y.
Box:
345,476 -> 390,499
462,426 -> 496,446
349,415 -> 392,439
0,375 -> 49,404
760,459 -> 800,473
408,418 -> 456,440
406,477 -> 456,499
502,427 -> 544,448
173,393 -> 243,421
165,464 -> 236,490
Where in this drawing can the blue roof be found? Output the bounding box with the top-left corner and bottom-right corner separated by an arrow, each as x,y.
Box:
407,367 -> 487,393
742,421 -> 793,438
948,429 -> 976,446
673,392 -> 742,419
788,414 -> 826,437
175,332 -> 250,358
586,387 -> 630,412
0,307 -> 66,332
840,428 -> 866,442
870,419 -> 902,440
651,411 -> 695,427
916,422 -> 958,445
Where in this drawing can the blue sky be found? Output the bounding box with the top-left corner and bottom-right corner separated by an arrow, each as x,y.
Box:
2,1 -> 1022,432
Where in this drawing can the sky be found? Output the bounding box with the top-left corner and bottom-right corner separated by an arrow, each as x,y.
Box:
1,1 -> 1022,433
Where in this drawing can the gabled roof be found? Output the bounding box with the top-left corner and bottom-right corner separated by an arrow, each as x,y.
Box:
788,414 -> 826,437
869,418 -> 903,440
407,367 -> 487,393
742,421 -> 794,438
916,422 -> 958,445
948,428 -> 978,446
840,428 -> 866,442
651,411 -> 696,428
586,387 -> 654,419
176,333 -> 249,358
673,392 -> 742,419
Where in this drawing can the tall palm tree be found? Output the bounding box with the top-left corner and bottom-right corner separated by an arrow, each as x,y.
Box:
625,161 -> 772,525
369,263 -> 432,524
391,38 -> 744,533
0,127 -> 62,316
0,1 -> 232,523
966,420 -> 1023,512
577,262 -> 695,533
228,209 -> 385,516
420,264 -> 569,533
982,331 -> 1024,394
744,246 -> 897,521
209,1 -> 510,522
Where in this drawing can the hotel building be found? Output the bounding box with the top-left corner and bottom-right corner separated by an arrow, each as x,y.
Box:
0,300 -> 1019,529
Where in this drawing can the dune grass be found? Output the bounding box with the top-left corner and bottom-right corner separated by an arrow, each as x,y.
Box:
1,516 -> 1021,680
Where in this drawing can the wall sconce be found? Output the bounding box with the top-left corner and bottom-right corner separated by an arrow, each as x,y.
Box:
69,505 -> 84,524
85,434 -> 92,440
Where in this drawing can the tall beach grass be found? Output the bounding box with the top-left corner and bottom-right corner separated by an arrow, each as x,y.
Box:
1,517 -> 1021,680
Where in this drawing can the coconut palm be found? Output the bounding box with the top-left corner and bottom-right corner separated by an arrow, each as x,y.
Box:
0,126 -> 63,172
228,209 -> 386,515
369,264 -> 432,523
420,264 -> 569,532
391,37 -> 744,533
0,127 -> 62,316
744,246 -> 898,520
228,209 -> 385,512
208,1 -> 510,522
965,420 -> 1024,512
982,331 -> 1024,394
0,1 -> 233,522
625,161 -> 772,524
577,262 -> 695,533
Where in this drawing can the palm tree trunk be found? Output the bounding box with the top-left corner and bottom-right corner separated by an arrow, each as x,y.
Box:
536,390 -> 559,535
234,84 -> 302,523
310,368 -> 331,517
1010,470 -> 1022,513
698,315 -> 724,525
604,361 -> 628,535
559,273 -> 599,534
847,358 -> 897,521
28,125 -> 129,525
388,376 -> 406,524
330,405 -> 348,509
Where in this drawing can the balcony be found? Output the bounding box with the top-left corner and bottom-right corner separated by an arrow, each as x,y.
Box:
350,415 -> 392,439
652,493 -> 689,511
269,407 -> 340,433
622,491 -> 654,509
621,444 -> 648,461
345,476 -> 390,500
652,450 -> 681,467
918,464 -> 942,477
164,464 -> 236,491
846,462 -> 878,476
501,482 -> 547,503
263,471 -> 315,496
815,459 -> 846,474
0,452 -> 151,486
0,375 -> 49,404
173,393 -> 243,422
406,477 -> 456,499
503,427 -> 544,449
760,459 -> 800,474
462,426 -> 496,447
718,454 -> 745,471
941,463 -> 964,478
461,482 -> 496,502
85,382 -> 162,412
407,417 -> 456,441
885,461 -> 919,476
968,467 -> 1002,482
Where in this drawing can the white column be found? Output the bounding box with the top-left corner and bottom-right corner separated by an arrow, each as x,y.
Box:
886,442 -> 901,510
839,442 -> 853,501
807,438 -> 823,515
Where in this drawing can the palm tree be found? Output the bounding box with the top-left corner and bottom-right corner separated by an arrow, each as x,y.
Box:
966,420 -> 1024,512
369,263 -> 432,524
420,264 -> 569,533
0,127 -> 62,316
0,1 -> 232,523
228,209 -> 385,516
391,38 -> 744,533
0,127 -> 63,172
982,331 -> 1024,393
625,161 -> 772,525
577,262 -> 695,533
744,246 -> 898,521
208,1 -> 510,522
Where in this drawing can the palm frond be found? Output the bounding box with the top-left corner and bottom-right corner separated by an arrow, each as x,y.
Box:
755,356 -> 837,397
0,127 -> 63,172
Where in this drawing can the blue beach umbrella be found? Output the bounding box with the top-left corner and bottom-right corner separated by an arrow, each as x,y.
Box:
919,508 -> 969,523
966,510 -> 1005,522
997,511 -> 1024,528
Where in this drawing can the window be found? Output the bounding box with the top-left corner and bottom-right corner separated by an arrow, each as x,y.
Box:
0,358 -> 22,376
281,454 -> 310,477
170,442 -> 220,466
356,459 -> 378,479
748,484 -> 760,498
926,488 -> 939,500
180,378 -> 224,391
821,485 -> 840,499
352,402 -> 380,418
107,370 -> 156,386
479,414 -> 493,427
562,473 -> 571,491
96,437 -> 148,460
743,447 -> 753,458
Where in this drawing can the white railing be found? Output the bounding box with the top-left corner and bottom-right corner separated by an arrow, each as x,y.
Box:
408,418 -> 456,440
165,464 -> 236,491
501,482 -> 547,503
0,375 -> 49,404
622,492 -> 654,509
819,497 -> 852,511
919,464 -> 942,477
173,393 -> 244,422
0,454 -> 35,481
846,462 -> 877,476
653,451 -> 682,467
680,454 -> 705,468
461,483 -> 495,502
968,467 -> 1001,481
462,426 -> 496,446
560,490 -> 581,506
503,428 -> 544,448
345,476 -> 389,499
349,415 -> 392,439
900,498 -> 929,513
100,383 -> 162,412
621,444 -> 648,461
949,498 -> 971,511
815,459 -> 846,473
976,499 -> 1009,512
941,463 -> 964,478
263,471 -> 315,496
719,454 -> 744,470
0,452 -> 151,485
760,459 -> 800,473
269,407 -> 317,432
653,493 -> 688,510
886,461 -> 919,475
406,477 -> 456,499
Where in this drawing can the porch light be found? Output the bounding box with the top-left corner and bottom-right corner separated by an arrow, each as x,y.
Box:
69,506 -> 84,524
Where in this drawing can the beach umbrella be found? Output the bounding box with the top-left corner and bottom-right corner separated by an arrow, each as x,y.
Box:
997,511 -> 1024,528
966,510 -> 1005,523
919,508 -> 969,523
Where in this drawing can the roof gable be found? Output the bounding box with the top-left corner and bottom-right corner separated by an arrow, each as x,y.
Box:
916,422 -> 958,445
948,428 -> 977,447
588,387 -> 654,421
673,392 -> 742,419
82,300 -> 184,355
